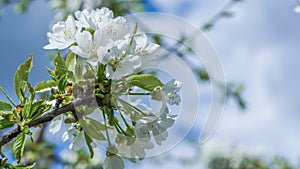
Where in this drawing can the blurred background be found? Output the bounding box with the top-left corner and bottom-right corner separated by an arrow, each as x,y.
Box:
0,0 -> 300,168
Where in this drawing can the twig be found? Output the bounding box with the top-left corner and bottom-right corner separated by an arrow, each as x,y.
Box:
0,96 -> 94,147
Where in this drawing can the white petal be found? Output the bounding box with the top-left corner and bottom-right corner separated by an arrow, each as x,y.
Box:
69,131 -> 85,151
52,21 -> 65,33
49,115 -> 64,134
62,128 -> 77,142
77,31 -> 92,52
135,123 -> 151,140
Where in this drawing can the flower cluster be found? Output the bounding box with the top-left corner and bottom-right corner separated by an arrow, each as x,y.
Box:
44,7 -> 183,168
44,7 -> 159,79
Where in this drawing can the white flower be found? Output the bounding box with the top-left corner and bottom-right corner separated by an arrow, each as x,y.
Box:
112,55 -> 142,79
132,33 -> 159,56
151,79 -> 183,106
75,8 -> 113,30
149,108 -> 176,145
103,155 -> 124,169
101,17 -> 130,41
115,134 -> 154,159
135,106 -> 175,145
44,8 -> 160,80
44,15 -> 76,50
134,123 -> 151,141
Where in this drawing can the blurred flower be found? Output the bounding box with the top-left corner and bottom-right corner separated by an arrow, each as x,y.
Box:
49,0 -> 103,20
103,155 -> 124,169
69,130 -> 85,151
115,133 -> 154,159
49,114 -> 64,134
62,126 -> 85,151
59,149 -> 79,164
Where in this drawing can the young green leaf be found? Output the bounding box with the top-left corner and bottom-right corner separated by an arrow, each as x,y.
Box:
12,132 -> 26,164
21,104 -> 30,120
80,117 -> 106,141
0,101 -> 12,111
34,80 -> 57,93
28,101 -> 51,123
57,74 -> 68,93
54,53 -> 67,79
14,56 -> 33,103
46,67 -> 57,81
0,118 -> 14,130
126,74 -> 163,91
65,52 -> 76,71
27,82 -> 35,104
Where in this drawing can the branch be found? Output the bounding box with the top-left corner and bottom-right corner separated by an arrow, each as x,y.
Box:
0,96 -> 94,147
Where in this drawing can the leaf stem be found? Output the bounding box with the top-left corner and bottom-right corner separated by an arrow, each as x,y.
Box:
125,92 -> 150,96
102,109 -> 111,146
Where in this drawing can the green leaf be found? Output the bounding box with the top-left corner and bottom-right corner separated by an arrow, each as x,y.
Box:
13,132 -> 26,164
65,52 -> 76,71
0,101 -> 12,111
2,112 -> 14,121
126,74 -> 163,91
84,132 -> 94,158
80,117 -> 106,141
27,82 -> 35,104
46,67 -> 56,81
0,118 -> 14,130
34,80 -> 57,93
0,86 -> 17,107
14,55 -> 33,103
57,74 -> 68,93
54,53 -> 67,79
28,101 -> 51,122
22,104 -> 30,120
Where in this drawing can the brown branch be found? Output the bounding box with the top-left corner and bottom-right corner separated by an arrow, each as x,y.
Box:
0,96 -> 94,147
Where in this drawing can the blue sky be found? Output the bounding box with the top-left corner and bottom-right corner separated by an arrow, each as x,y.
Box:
0,0 -> 300,168
144,0 -> 300,167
